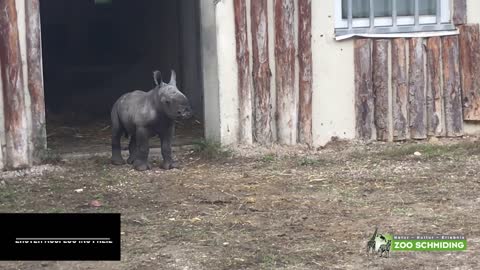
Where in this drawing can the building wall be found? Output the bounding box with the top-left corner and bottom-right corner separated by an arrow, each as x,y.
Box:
312,0 -> 355,146
208,0 -> 480,146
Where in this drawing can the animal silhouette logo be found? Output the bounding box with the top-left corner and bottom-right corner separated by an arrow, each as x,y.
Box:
366,227 -> 392,258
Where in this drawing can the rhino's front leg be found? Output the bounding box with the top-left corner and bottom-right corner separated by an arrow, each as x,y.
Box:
160,124 -> 178,170
127,135 -> 136,164
133,127 -> 152,171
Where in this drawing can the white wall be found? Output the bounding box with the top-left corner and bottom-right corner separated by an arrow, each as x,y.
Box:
311,0 -> 356,146
467,0 -> 480,24
215,1 -> 240,145
200,0 -> 221,142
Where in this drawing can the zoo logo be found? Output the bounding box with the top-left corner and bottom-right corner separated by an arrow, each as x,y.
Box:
366,227 -> 393,258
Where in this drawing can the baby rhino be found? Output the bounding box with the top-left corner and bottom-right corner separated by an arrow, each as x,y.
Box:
111,70 -> 192,171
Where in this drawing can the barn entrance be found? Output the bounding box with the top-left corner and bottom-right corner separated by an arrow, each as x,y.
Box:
40,0 -> 204,155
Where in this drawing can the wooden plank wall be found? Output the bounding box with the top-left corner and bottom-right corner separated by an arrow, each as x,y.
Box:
355,34 -> 470,141
0,0 -> 30,169
354,39 -> 374,140
453,0 -> 467,25
459,25 -> 480,120
426,37 -> 444,136
251,0 -> 273,144
26,0 -> 47,162
233,0 -> 312,145
372,40 -> 389,141
354,0 -> 480,142
391,39 -> 408,140
298,0 -> 312,145
233,0 -> 253,144
0,0 -> 46,170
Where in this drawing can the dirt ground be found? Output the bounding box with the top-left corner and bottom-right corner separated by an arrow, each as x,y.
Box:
1,136 -> 480,270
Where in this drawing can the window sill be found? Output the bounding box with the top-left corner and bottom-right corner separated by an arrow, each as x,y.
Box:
335,26 -> 459,41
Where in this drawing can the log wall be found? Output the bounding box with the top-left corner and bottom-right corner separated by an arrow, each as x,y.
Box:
0,0 -> 46,170
354,33 -> 475,141
232,0 -> 478,145
233,0 -> 312,145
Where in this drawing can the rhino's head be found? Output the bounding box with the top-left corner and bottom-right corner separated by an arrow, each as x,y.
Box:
155,70 -> 193,120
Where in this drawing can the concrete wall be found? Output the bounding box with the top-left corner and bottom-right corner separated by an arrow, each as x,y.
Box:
311,0 -> 355,146
199,0 -> 221,141
199,0 -> 240,145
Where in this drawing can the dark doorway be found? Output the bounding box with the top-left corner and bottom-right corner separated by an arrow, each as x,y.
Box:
40,0 -> 203,154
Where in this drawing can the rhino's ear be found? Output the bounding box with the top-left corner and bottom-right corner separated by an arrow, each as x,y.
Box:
153,70 -> 163,86
169,70 -> 176,86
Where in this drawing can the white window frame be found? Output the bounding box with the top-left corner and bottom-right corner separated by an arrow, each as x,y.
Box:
335,0 -> 456,40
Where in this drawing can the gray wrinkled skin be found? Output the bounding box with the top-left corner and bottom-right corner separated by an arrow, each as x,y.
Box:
111,70 -> 192,171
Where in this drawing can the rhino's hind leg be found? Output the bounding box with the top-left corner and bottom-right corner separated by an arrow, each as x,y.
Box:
127,135 -> 137,164
111,107 -> 126,165
133,127 -> 152,171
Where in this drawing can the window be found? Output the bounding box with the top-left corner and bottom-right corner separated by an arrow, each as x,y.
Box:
335,0 -> 456,39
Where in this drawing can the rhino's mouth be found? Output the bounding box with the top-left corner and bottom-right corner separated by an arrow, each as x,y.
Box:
179,111 -> 193,120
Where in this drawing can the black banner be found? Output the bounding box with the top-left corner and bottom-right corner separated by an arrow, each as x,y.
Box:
0,213 -> 121,261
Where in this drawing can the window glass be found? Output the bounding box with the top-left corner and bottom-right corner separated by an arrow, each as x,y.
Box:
374,0 -> 392,17
397,0 -> 436,16
342,0 -> 370,19
419,0 -> 436,15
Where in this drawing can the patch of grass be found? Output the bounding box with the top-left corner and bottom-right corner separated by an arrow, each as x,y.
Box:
255,252 -> 285,269
191,139 -> 232,160
0,188 -> 16,204
377,142 -> 480,160
297,157 -> 330,167
261,154 -> 276,163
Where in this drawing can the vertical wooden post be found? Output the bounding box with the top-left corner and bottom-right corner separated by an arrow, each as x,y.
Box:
0,0 -> 31,169
251,0 -> 273,144
442,36 -> 464,137
297,0 -> 312,145
392,38 -> 408,141
26,0 -> 47,163
234,0 -> 253,144
354,39 -> 374,141
372,39 -> 389,141
453,0 -> 467,25
275,0 -> 297,145
459,25 -> 480,120
426,37 -> 445,136
408,38 -> 427,139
